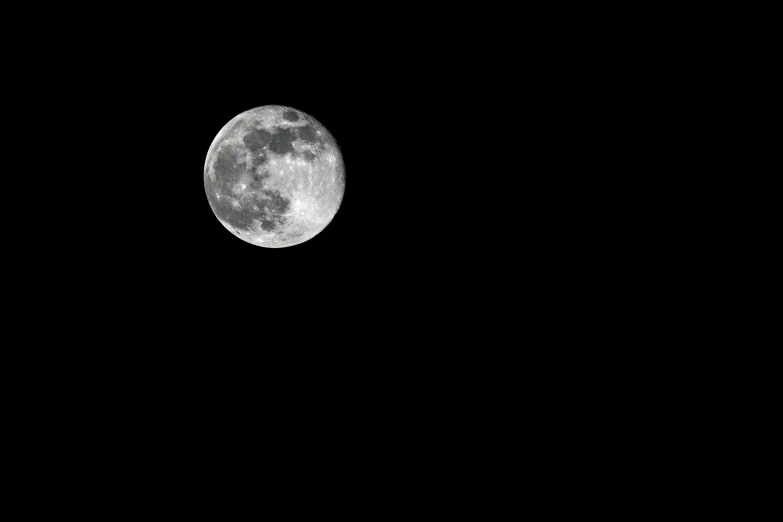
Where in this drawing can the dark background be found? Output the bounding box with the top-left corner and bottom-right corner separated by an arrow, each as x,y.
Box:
99,18 -> 469,260
25,7 -> 652,323
4,8 -> 745,460
17,5 -> 720,333
30,10 -> 493,332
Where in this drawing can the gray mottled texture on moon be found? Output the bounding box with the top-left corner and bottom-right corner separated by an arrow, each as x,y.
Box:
204,105 -> 344,249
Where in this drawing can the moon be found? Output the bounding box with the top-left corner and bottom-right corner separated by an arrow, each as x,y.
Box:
204,105 -> 344,248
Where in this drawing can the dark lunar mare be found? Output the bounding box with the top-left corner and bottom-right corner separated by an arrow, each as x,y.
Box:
267,127 -> 296,155
248,171 -> 269,190
252,153 -> 268,168
206,145 -> 292,233
244,126 -> 297,155
212,146 -> 246,193
205,176 -> 257,230
296,125 -> 320,145
243,129 -> 271,152
256,189 -> 291,231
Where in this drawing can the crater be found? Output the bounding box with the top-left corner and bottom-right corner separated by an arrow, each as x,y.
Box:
282,110 -> 299,122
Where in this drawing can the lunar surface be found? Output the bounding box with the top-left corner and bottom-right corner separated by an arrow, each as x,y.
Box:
204,106 -> 344,248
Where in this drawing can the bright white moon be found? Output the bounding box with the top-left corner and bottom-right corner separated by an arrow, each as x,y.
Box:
204,105 -> 344,248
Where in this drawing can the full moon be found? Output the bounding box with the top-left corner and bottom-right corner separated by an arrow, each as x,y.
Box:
204,106 -> 344,248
